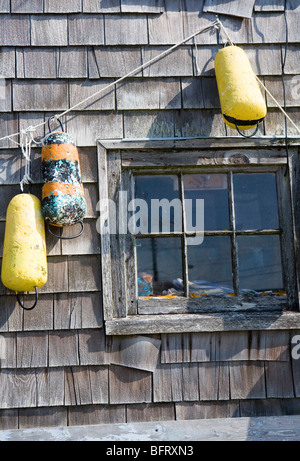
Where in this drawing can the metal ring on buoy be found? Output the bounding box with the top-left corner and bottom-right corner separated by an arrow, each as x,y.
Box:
48,116 -> 65,133
16,287 -> 38,311
46,219 -> 84,240
235,122 -> 260,138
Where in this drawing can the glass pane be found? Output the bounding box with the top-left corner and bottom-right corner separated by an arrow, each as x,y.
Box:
136,237 -> 182,297
233,173 -> 279,230
187,236 -> 233,296
134,175 -> 180,233
238,235 -> 283,292
183,174 -> 229,231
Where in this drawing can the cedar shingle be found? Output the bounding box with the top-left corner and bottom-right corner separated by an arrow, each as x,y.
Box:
68,14 -> 105,46
0,15 -> 30,46
88,47 -> 142,78
44,0 -> 82,13
17,49 -> 57,79
142,46 -> 193,77
0,48 -> 15,78
120,0 -> 164,13
57,48 -> 88,78
13,80 -> 68,112
53,292 -> 103,330
116,78 -> 182,110
0,0 -> 10,12
82,0 -> 120,13
254,0 -> 285,11
108,335 -> 161,372
105,14 -> 148,45
69,79 -> 115,111
31,15 -> 68,46
11,0 -> 43,13
109,364 -> 152,404
203,0 -> 255,19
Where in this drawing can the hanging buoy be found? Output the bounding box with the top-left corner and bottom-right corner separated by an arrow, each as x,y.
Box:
214,45 -> 267,136
1,194 -> 47,309
41,118 -> 86,239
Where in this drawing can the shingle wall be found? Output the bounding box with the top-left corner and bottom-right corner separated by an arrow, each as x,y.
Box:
0,0 -> 300,430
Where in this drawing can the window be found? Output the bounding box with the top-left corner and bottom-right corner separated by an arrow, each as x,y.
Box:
97,140 -> 300,335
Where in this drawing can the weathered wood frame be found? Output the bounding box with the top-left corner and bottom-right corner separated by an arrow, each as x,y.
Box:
97,138 -> 300,335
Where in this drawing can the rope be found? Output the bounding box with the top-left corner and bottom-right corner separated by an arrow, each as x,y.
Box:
0,16 -> 298,144
0,19 -> 220,145
19,128 -> 35,192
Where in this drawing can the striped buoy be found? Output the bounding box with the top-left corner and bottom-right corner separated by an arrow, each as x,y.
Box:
214,45 -> 267,136
41,120 -> 86,238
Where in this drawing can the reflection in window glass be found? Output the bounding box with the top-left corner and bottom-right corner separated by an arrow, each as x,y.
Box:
134,175 -> 179,233
238,235 -> 283,292
183,174 -> 229,231
187,236 -> 233,296
136,237 -> 182,297
233,174 -> 279,230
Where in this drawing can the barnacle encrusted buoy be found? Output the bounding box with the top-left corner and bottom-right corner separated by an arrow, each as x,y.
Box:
41,131 -> 86,230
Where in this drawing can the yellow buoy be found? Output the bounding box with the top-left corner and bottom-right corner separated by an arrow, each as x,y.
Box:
1,194 -> 48,295
214,45 -> 267,132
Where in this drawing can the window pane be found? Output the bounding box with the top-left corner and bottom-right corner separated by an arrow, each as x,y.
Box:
136,237 -> 182,297
233,174 -> 279,230
134,175 -> 180,233
183,174 -> 229,231
187,236 -> 233,296
238,235 -> 283,292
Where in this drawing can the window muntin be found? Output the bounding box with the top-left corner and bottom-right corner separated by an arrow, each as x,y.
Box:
134,171 -> 283,299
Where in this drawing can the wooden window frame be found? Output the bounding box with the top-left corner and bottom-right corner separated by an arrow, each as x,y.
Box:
97,138 -> 300,336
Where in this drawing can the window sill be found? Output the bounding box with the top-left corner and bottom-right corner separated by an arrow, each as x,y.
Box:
104,311 -> 300,335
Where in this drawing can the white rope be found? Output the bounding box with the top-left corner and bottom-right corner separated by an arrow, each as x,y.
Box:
0,16 -> 299,144
0,19 -> 220,145
19,128 -> 34,192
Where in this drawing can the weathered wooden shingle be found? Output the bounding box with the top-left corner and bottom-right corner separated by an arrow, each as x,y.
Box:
108,335 -> 161,372
203,0 -> 256,18
254,0 -> 285,11
126,403 -> 175,423
0,48 -> 15,78
148,4 -> 184,45
88,47 -> 142,78
142,46 -> 193,77
57,48 -> 88,78
199,362 -> 230,400
109,364 -> 152,404
69,80 -> 115,111
0,150 -> 21,184
0,368 -> 65,409
120,0 -> 164,13
0,0 -> 10,12
68,255 -> 101,292
68,14 -> 105,46
44,0 -> 82,13
11,0 -> 43,13
67,112 -> 123,145
49,331 -> 80,367
116,78 -> 182,110
53,292 -> 103,330
265,361 -> 295,398
16,332 -> 48,368
251,12 -> 287,43
31,15 -> 68,46
0,15 -> 30,46
284,46 -> 300,74
39,256 -> 68,294
65,366 -> 109,405
265,76 -> 300,108
13,80 -> 68,111
78,329 -> 108,365
16,49 -> 57,79
229,362 -> 266,399
105,14 -> 148,45
82,0 -> 121,12
123,110 -> 175,139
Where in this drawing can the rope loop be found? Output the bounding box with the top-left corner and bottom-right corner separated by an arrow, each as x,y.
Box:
46,219 -> 84,240
48,116 -> 65,133
235,122 -> 260,138
16,287 -> 38,311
